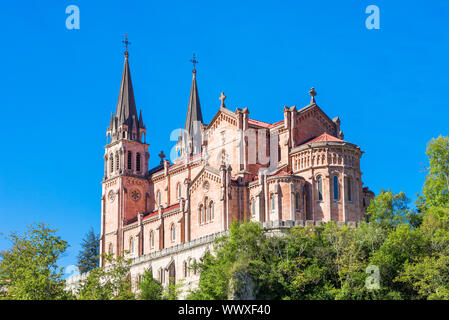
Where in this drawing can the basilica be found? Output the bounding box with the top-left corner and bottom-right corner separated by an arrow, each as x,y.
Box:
93,45 -> 374,294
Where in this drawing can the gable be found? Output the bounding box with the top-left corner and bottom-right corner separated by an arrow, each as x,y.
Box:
295,104 -> 337,145
190,166 -> 222,194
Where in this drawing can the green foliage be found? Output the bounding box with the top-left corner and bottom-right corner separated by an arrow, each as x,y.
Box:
397,255 -> 449,299
138,269 -> 183,300
77,254 -> 135,300
421,136 -> 449,209
0,223 -> 71,300
365,190 -> 413,229
138,269 -> 163,300
163,278 -> 184,300
187,222 -> 278,300
76,228 -> 99,274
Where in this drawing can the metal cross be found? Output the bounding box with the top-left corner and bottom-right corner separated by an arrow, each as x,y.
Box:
122,35 -> 131,52
190,53 -> 198,71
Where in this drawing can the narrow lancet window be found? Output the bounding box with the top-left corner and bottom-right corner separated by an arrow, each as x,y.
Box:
136,153 -> 141,172
333,176 -> 339,200
317,176 -> 323,201
127,151 -> 132,170
346,177 -> 352,201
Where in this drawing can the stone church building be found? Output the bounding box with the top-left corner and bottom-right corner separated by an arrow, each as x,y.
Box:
70,47 -> 374,296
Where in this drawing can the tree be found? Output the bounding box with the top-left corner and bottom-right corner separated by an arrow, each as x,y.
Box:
163,278 -> 184,300
187,221 -> 279,300
365,190 -> 414,229
397,255 -> 449,300
77,228 -> 99,274
369,224 -> 428,299
421,136 -> 449,209
0,223 -> 71,300
138,269 -> 163,300
77,254 -> 135,300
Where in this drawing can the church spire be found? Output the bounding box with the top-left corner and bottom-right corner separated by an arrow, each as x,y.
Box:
115,41 -> 138,129
185,53 -> 203,135
180,54 -> 204,156
107,36 -> 146,143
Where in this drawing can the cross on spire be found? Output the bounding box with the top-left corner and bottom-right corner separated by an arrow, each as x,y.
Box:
122,35 -> 131,57
158,150 -> 166,165
190,53 -> 198,73
309,87 -> 317,104
219,92 -> 226,108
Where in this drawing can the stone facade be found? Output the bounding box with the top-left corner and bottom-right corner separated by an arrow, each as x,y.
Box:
86,50 -> 375,297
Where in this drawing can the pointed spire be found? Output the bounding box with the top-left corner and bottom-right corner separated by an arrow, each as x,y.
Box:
108,111 -> 114,130
107,36 -> 146,144
115,49 -> 138,128
138,109 -> 145,129
184,54 -> 203,135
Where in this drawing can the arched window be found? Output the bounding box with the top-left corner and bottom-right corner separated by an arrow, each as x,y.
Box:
317,176 -> 323,201
150,231 -> 154,249
295,193 -> 300,211
129,237 -> 134,254
183,261 -> 188,277
115,151 -> 120,172
177,183 -> 182,199
333,176 -> 339,200
271,194 -> 275,212
207,204 -> 211,222
110,154 -> 114,173
199,205 -> 205,224
346,177 -> 352,201
193,259 -> 197,275
251,199 -> 256,217
159,268 -> 164,283
210,202 -> 214,220
171,224 -> 176,242
108,243 -> 113,254
136,153 -> 141,172
127,151 -> 132,170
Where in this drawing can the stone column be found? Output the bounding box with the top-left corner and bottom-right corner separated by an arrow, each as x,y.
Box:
290,107 -> 297,148
220,165 -> 227,231
104,155 -> 108,180
290,182 -> 295,221
341,171 -> 346,222
326,171 -> 332,222
100,195 -> 105,267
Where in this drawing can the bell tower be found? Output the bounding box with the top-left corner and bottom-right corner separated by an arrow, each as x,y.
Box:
100,37 -> 149,265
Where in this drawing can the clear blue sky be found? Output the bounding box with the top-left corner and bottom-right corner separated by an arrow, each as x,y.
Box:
0,1 -> 448,272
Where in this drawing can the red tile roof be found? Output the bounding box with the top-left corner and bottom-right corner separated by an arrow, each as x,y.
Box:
124,203 -> 181,225
272,170 -> 291,176
248,119 -> 283,129
308,133 -> 343,143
